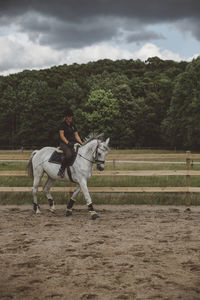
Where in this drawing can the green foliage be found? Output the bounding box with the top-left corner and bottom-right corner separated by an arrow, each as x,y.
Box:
162,57 -> 200,149
82,89 -> 120,139
1,56 -> 199,149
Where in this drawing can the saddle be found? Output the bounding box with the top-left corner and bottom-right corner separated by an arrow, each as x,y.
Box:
48,143 -> 80,166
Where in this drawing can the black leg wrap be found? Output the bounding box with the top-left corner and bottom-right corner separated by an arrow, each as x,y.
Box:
33,203 -> 39,212
88,203 -> 94,211
48,199 -> 54,207
67,198 -> 75,210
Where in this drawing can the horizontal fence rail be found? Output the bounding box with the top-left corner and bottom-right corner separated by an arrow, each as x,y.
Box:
0,187 -> 200,193
1,153 -> 200,160
1,160 -> 198,164
0,151 -> 199,206
1,170 -> 200,176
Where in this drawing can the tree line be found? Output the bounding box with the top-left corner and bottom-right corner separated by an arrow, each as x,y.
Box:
0,56 -> 200,150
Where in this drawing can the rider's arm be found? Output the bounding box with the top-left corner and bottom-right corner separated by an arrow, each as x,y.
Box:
59,130 -> 69,144
74,132 -> 83,145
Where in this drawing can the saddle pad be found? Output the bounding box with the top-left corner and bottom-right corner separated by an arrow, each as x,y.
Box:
48,151 -> 63,165
49,145 -> 80,166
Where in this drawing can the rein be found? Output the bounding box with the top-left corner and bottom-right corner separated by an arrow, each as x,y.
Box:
78,144 -> 105,165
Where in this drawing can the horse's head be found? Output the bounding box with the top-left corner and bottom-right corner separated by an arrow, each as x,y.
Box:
94,138 -> 110,171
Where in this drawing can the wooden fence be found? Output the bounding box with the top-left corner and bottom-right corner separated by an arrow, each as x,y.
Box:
1,152 -> 200,161
0,151 -> 200,206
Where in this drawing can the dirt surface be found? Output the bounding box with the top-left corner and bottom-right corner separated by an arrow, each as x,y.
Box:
0,204 -> 200,300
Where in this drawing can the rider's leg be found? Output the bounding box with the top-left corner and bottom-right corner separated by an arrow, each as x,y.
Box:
57,143 -> 73,178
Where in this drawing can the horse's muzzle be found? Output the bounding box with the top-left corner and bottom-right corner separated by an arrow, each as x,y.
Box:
97,164 -> 104,171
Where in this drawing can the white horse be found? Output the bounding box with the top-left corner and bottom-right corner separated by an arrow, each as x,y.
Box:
27,134 -> 110,219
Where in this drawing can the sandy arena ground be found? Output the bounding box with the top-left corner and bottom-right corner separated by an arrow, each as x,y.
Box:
0,204 -> 200,300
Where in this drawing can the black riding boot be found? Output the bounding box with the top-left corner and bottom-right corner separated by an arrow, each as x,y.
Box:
57,158 -> 68,178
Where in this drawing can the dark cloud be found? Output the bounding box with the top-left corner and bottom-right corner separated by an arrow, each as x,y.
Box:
1,0 -> 200,20
0,0 -> 200,48
126,31 -> 166,43
17,13 -> 120,49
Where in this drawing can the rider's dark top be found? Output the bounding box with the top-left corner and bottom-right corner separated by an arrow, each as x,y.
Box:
59,121 -> 77,144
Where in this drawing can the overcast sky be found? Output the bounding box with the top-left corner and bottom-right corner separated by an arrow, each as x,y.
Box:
0,0 -> 200,76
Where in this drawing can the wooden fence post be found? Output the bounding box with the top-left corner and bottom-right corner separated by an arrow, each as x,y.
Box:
186,151 -> 191,207
113,159 -> 116,170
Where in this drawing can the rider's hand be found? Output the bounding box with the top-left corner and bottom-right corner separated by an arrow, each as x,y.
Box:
68,142 -> 74,148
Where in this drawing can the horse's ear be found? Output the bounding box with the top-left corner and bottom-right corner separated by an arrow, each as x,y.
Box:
105,137 -> 110,146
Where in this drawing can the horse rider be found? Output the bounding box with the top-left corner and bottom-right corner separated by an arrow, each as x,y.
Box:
57,109 -> 83,178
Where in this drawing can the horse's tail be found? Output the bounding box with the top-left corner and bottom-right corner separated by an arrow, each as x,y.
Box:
27,150 -> 38,179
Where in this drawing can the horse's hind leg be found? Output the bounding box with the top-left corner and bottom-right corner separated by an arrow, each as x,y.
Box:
43,176 -> 55,212
66,184 -> 80,216
33,169 -> 43,214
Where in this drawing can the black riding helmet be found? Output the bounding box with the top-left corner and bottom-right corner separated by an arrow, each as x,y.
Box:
64,108 -> 74,117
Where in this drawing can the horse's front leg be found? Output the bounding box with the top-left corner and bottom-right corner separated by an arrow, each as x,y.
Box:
79,179 -> 99,220
66,184 -> 80,216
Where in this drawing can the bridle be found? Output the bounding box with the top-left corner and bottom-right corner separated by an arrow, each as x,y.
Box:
94,144 -> 106,165
78,144 -> 106,165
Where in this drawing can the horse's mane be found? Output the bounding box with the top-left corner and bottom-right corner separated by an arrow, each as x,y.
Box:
82,133 -> 104,146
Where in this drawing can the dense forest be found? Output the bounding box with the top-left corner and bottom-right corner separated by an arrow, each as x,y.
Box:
0,56 -> 200,150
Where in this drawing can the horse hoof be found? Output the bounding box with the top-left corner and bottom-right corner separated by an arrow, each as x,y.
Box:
66,209 -> 72,216
33,204 -> 41,214
49,207 -> 55,213
185,208 -> 191,212
91,213 -> 100,220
